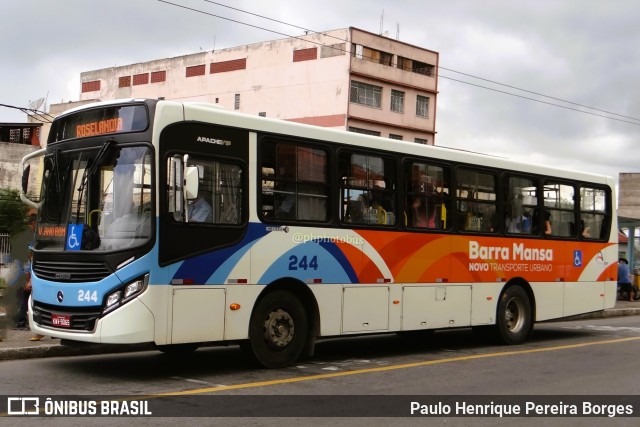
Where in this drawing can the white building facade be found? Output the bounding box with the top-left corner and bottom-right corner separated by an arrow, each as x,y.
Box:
76,27 -> 439,144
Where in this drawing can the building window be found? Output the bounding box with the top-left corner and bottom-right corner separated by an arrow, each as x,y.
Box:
398,56 -> 435,77
391,90 -> 404,113
416,95 -> 429,118
211,58 -> 247,73
352,44 -> 393,66
389,134 -> 403,140
81,80 -> 101,93
234,94 -> 240,110
186,64 -> 206,77
293,47 -> 318,62
348,127 -> 381,136
413,60 -> 434,76
414,138 -> 428,145
118,76 -> 131,88
151,70 -> 166,83
133,73 -> 149,86
350,81 -> 382,108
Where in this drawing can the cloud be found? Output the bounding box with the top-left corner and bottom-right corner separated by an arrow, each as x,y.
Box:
2,0 -> 639,183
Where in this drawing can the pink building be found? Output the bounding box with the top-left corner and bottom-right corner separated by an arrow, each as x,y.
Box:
77,27 -> 439,144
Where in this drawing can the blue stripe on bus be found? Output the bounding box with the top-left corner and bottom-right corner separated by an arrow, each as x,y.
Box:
171,223 -> 268,284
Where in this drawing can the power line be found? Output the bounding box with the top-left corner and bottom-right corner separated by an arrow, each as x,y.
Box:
159,0 -> 640,126
197,1 -> 640,124
438,67 -> 640,123
0,103 -> 54,123
438,75 -> 640,126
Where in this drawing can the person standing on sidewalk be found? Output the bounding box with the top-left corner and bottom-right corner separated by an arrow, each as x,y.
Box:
9,211 -> 36,330
618,258 -> 635,301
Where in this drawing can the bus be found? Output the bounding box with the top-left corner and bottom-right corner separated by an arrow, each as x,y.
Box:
20,98 -> 617,368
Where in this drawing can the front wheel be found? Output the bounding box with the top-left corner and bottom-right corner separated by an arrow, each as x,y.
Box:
495,286 -> 532,345
242,290 -> 308,368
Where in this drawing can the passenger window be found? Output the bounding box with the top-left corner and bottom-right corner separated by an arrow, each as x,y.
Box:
456,168 -> 497,232
580,186 -> 608,240
406,162 -> 450,229
167,155 -> 243,225
506,176 -> 538,235
543,182 -> 576,237
260,141 -> 328,222
339,152 -> 396,225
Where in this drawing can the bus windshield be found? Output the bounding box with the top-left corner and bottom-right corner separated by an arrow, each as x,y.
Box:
36,144 -> 153,252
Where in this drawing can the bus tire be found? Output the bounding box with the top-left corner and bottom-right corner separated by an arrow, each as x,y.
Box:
243,290 -> 308,368
496,285 -> 532,345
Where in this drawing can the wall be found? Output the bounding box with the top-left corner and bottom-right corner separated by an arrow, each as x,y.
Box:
0,142 -> 40,195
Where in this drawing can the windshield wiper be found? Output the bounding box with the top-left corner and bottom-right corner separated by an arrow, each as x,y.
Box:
75,138 -> 114,223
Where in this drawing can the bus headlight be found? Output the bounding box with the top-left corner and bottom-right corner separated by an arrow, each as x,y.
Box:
124,278 -> 145,299
103,274 -> 149,315
106,291 -> 122,310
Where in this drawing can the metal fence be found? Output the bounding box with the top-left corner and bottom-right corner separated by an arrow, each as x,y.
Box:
0,234 -> 10,258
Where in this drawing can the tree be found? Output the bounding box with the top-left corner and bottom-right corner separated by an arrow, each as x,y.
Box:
0,188 -> 29,236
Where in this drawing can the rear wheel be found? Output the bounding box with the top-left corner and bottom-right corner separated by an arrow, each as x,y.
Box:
242,290 -> 308,368
495,286 -> 532,345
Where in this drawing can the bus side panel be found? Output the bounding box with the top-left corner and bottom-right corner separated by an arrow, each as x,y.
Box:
563,282 -> 605,317
402,285 -> 471,330
310,284 -> 343,336
530,282 -> 564,321
170,288 -> 225,344
470,282 -> 504,325
342,286 -> 389,333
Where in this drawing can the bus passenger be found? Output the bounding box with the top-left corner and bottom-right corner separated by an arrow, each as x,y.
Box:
189,193 -> 212,222
411,197 -> 435,228
544,211 -> 552,235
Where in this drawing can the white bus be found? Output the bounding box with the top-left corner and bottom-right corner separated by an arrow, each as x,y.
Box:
21,99 -> 617,367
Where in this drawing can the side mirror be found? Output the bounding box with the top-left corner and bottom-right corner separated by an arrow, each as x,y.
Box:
20,148 -> 46,209
184,166 -> 199,200
21,164 -> 30,194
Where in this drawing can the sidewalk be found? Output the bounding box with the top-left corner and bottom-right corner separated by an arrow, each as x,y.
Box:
1,300 -> 639,361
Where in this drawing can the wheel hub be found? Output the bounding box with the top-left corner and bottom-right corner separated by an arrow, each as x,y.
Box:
264,308 -> 295,348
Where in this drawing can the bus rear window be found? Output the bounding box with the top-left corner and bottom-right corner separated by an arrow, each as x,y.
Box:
49,105 -> 148,143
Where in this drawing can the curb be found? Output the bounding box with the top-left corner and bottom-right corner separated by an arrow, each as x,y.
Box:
0,342 -> 155,361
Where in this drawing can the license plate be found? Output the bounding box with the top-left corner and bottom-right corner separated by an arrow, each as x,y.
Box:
52,314 -> 71,328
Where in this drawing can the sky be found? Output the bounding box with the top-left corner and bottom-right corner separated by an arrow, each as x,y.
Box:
2,0 -> 640,183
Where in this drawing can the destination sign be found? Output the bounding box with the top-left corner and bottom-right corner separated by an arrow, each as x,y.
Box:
49,104 -> 148,143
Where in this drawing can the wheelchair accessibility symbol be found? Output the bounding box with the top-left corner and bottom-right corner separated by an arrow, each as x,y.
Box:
573,250 -> 583,267
66,224 -> 83,251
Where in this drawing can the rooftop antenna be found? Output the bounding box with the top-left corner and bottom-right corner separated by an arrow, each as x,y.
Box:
379,9 -> 384,35
28,97 -> 45,111
397,23 -> 400,40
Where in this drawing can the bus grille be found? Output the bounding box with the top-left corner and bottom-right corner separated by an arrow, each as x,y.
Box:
32,302 -> 101,332
33,260 -> 111,283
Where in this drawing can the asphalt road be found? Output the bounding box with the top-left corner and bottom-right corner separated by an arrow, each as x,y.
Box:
1,315 -> 639,426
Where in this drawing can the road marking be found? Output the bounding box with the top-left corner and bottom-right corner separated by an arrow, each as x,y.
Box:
155,336 -> 640,397
563,325 -> 640,332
